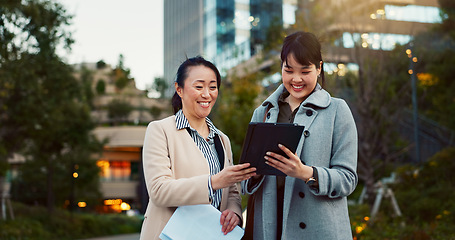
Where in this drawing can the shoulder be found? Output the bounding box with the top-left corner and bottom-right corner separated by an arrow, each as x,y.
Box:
146,115 -> 177,131
329,97 -> 352,113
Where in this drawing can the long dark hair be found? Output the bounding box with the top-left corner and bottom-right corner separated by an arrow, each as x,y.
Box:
172,56 -> 221,114
280,31 -> 325,87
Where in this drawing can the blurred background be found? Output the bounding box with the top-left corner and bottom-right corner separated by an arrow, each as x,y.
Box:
1,0 -> 454,239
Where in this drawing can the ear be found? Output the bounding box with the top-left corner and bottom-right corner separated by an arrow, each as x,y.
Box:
175,82 -> 183,98
318,61 -> 323,75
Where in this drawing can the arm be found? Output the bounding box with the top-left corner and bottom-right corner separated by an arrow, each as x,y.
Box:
310,100 -> 358,198
142,121 -> 210,207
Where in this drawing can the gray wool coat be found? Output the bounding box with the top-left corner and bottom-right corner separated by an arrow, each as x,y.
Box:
242,84 -> 358,240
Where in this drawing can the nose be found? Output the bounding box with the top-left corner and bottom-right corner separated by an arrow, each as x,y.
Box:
201,87 -> 210,98
292,75 -> 303,82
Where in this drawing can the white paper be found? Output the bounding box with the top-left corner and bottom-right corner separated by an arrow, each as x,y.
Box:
159,204 -> 244,240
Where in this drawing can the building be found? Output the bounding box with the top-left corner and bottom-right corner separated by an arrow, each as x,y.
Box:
317,0 -> 441,67
92,126 -> 147,214
163,0 -> 298,93
74,62 -> 170,213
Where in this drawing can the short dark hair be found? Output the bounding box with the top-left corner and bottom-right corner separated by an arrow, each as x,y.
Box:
172,56 -> 221,114
281,31 -> 325,85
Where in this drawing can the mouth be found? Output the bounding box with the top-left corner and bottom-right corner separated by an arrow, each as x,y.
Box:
291,84 -> 304,90
198,101 -> 211,108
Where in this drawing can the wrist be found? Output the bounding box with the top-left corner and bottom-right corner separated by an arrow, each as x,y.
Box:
301,165 -> 314,182
211,174 -> 220,190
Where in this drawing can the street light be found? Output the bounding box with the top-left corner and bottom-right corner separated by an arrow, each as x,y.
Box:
407,43 -> 421,164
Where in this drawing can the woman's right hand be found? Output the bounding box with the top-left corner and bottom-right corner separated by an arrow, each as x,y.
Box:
211,163 -> 256,190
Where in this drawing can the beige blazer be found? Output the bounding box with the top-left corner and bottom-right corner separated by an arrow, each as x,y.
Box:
139,115 -> 242,240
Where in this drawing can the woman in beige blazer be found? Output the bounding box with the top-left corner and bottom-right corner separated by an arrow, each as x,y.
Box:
140,56 -> 256,240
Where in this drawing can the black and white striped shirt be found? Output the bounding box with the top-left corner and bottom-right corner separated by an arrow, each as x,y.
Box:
175,110 -> 222,209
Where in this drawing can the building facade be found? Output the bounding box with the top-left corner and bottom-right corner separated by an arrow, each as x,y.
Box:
163,0 -> 299,92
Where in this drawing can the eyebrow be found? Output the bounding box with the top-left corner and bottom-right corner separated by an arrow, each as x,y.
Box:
284,64 -> 312,70
194,79 -> 217,83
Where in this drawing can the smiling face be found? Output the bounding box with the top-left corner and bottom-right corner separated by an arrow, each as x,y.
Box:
176,65 -> 218,123
282,53 -> 321,104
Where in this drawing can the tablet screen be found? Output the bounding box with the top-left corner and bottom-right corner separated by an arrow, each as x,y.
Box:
239,122 -> 305,175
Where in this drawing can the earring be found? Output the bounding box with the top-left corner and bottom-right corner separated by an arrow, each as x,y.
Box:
318,74 -> 321,78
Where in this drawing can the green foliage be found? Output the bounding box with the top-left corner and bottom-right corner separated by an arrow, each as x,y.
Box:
96,79 -> 106,95
0,159 -> 8,177
0,0 -> 101,213
151,77 -> 169,99
413,30 -> 455,131
96,60 -> 107,69
212,66 -> 265,163
115,76 -> 130,90
0,201 -> 142,240
107,98 -> 133,124
113,54 -> 132,91
349,147 -> 455,239
437,0 -> 455,40
149,105 -> 162,119
80,65 -> 95,108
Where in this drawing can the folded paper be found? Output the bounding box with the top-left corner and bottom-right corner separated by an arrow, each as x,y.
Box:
160,204 -> 244,240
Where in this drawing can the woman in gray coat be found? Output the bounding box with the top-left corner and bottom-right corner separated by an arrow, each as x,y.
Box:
242,31 -> 358,239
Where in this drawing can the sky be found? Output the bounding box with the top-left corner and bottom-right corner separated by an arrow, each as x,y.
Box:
58,0 -> 164,90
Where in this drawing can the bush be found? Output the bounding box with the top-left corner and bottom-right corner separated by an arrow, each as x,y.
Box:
0,201 -> 142,240
349,147 -> 455,239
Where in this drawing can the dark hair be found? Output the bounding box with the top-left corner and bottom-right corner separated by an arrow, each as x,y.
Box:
280,31 -> 325,86
172,56 -> 221,114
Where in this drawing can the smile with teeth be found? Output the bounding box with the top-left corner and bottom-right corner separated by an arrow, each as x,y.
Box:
199,102 -> 210,107
292,84 -> 303,89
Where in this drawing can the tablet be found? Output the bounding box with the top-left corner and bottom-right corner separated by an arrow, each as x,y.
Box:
239,122 -> 305,176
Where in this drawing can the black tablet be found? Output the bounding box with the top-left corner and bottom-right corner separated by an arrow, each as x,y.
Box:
239,122 -> 305,176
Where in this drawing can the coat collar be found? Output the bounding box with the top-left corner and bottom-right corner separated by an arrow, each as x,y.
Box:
262,83 -> 331,109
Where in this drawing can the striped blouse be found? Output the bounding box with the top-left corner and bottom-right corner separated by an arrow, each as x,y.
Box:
175,110 -> 222,209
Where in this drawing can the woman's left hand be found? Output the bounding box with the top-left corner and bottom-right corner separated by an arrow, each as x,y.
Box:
220,209 -> 240,235
264,144 -> 312,180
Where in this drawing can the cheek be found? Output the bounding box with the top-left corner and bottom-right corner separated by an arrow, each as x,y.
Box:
211,90 -> 219,100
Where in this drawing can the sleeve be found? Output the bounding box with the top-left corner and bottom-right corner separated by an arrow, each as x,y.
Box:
142,121 -> 211,207
309,100 -> 358,198
221,133 -> 243,219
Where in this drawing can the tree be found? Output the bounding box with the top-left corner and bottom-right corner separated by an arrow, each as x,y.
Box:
293,0 -> 415,205
0,0 -> 101,213
113,54 -> 133,91
212,61 -> 266,162
107,98 -> 133,125
411,0 -> 455,132
150,77 -> 169,99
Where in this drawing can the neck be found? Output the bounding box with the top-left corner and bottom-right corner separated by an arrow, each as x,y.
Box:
286,96 -> 305,112
182,110 -> 209,138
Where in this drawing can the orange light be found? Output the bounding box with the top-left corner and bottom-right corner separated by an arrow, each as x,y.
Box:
73,172 -> 79,178
104,199 -> 123,205
408,69 -> 413,75
364,216 -> 370,221
120,202 -> 131,211
78,202 -> 87,208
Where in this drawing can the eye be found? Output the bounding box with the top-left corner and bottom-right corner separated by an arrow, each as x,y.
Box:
195,86 -> 203,89
284,70 -> 293,74
302,71 -> 311,75
210,86 -> 217,90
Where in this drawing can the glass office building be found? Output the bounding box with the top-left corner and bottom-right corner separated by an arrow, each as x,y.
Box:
163,0 -> 294,90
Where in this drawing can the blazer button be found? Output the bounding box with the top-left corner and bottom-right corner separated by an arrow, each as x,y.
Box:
304,130 -> 310,137
299,192 -> 305,198
266,112 -> 271,119
299,222 -> 306,229
306,110 -> 313,116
